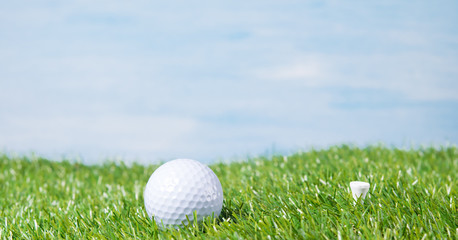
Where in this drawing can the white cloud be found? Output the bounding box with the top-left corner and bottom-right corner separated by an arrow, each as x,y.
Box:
0,114 -> 197,163
252,52 -> 458,101
253,60 -> 327,86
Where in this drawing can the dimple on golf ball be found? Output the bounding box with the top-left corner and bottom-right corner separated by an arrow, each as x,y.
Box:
144,159 -> 224,228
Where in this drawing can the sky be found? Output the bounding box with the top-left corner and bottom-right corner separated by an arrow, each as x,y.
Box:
1,1 -> 457,164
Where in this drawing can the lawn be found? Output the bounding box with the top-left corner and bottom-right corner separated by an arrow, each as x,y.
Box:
0,145 -> 456,239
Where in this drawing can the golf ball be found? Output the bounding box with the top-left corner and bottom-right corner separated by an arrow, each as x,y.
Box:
144,159 -> 223,228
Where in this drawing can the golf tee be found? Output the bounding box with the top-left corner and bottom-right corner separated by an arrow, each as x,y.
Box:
350,181 -> 370,204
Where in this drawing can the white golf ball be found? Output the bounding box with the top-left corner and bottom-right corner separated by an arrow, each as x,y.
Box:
144,159 -> 224,228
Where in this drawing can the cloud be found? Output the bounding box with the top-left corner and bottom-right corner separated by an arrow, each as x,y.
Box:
0,114 -> 197,163
252,52 -> 458,101
253,59 -> 327,86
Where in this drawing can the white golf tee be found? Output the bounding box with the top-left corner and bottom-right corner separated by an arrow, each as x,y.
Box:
350,181 -> 370,204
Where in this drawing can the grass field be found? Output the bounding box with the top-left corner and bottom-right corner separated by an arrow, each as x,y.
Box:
0,145 -> 456,239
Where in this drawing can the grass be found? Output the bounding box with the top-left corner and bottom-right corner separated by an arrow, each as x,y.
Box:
0,145 -> 456,239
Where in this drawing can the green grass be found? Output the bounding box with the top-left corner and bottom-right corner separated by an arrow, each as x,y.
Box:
0,145 -> 456,239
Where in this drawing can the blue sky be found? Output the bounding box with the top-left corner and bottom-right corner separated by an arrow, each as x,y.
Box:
1,1 -> 457,164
